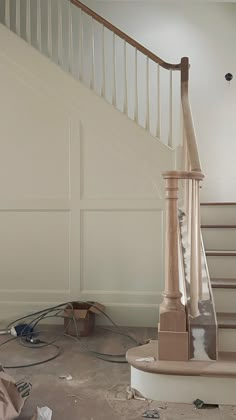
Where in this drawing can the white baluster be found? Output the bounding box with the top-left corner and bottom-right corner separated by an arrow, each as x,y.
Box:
196,182 -> 202,300
79,10 -> 84,81
168,70 -> 173,147
90,18 -> 95,90
15,0 -> 20,36
134,48 -> 138,122
58,0 -> 63,66
47,0 -> 52,57
190,179 -> 200,317
5,0 -> 10,28
146,56 -> 150,131
112,32 -> 116,106
187,178 -> 192,247
156,64 -> 160,138
123,41 -> 128,114
101,25 -> 106,97
180,98 -> 184,148
68,2 -> 73,74
36,0 -> 42,51
26,0 -> 31,44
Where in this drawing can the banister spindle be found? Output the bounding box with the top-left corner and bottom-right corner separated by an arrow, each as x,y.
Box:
134,48 -> 138,122
156,64 -> 160,138
190,179 -> 200,317
90,18 -> 95,90
26,0 -> 31,44
36,0 -> 42,52
5,0 -> 10,28
47,0 -> 52,57
123,41 -> 128,114
68,2 -> 73,74
146,57 -> 150,131
58,0 -> 63,66
112,32 -> 116,106
197,185 -> 202,301
15,0 -> 20,36
101,25 -> 106,97
79,10 -> 84,81
180,98 -> 184,148
168,70 -> 173,147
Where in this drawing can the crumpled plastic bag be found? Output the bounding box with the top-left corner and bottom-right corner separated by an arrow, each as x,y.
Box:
0,367 -> 31,420
31,407 -> 52,420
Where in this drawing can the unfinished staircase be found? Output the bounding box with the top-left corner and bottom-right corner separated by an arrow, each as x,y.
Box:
202,203 -> 236,353
1,0 -> 236,406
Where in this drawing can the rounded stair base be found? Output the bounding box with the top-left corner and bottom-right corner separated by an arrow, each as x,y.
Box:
127,340 -> 236,405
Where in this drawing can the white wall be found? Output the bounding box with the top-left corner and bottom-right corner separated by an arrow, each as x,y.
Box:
0,24 -> 175,326
82,0 -> 236,201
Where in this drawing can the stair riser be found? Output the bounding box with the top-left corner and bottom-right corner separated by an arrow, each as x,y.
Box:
207,256 -> 236,278
213,289 -> 236,313
201,205 -> 236,225
131,366 -> 236,404
202,228 -> 236,251
219,329 -> 236,352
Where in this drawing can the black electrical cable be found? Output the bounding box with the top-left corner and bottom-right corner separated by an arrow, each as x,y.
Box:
3,343 -> 62,369
0,330 -> 63,369
98,326 -> 141,345
31,307 -> 140,361
4,301 -> 143,365
22,311 -> 138,362
7,301 -> 74,328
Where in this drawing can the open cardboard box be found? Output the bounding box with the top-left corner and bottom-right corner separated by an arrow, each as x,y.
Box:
64,302 -> 105,337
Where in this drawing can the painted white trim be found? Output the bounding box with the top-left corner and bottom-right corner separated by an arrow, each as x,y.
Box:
131,366 -> 236,405
0,302 -> 160,327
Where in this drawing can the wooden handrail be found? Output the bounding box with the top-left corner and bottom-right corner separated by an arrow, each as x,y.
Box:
162,170 -> 204,181
70,0 -> 181,71
181,57 -> 201,172
70,2 -> 201,173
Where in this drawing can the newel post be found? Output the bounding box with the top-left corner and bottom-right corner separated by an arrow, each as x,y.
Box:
158,171 -> 188,361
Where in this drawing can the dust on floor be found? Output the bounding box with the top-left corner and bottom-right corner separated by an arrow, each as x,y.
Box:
0,326 -> 235,420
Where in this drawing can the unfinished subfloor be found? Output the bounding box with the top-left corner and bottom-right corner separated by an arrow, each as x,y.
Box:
0,326 -> 236,420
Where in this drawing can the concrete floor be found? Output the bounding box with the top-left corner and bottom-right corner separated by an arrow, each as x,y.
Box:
1,326 -> 236,419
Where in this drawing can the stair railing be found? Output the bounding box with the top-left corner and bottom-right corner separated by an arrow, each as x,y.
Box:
70,0 -> 182,146
158,56 -> 206,361
1,0 -> 184,146
1,0 -> 209,360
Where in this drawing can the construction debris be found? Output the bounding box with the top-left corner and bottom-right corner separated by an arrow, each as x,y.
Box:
142,409 -> 160,418
135,357 -> 155,363
193,398 -> 219,409
0,368 -> 31,419
31,406 -> 53,420
59,374 -> 73,381
126,386 -> 151,402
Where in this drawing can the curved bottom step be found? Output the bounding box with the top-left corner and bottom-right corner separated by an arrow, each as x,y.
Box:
130,366 -> 236,404
127,341 -> 236,405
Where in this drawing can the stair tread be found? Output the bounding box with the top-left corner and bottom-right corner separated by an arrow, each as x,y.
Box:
217,313 -> 236,328
202,225 -> 236,228
219,351 -> 236,361
201,202 -> 236,206
212,278 -> 236,288
128,341 -> 236,377
206,250 -> 236,256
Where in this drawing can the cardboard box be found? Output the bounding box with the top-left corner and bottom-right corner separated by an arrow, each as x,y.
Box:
64,302 -> 105,337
